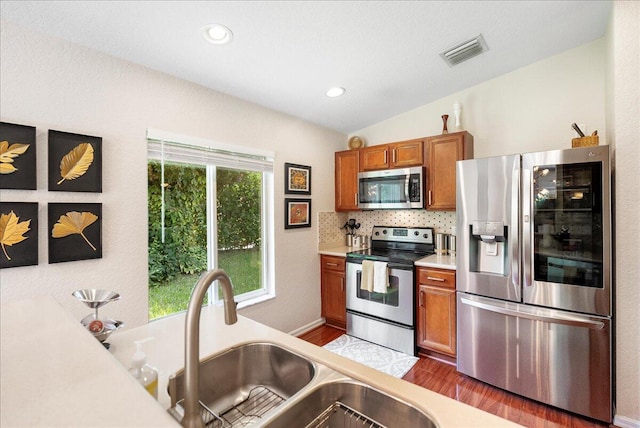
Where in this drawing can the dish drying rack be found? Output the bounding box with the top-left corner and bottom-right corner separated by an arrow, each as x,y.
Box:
305,401 -> 387,428
177,386 -> 285,427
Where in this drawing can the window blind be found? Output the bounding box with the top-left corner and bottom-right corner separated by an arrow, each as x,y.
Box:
147,130 -> 274,173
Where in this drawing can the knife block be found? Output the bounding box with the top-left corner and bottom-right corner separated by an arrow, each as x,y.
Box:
572,136 -> 599,147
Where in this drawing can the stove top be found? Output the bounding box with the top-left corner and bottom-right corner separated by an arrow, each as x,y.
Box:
347,247 -> 433,264
346,226 -> 435,267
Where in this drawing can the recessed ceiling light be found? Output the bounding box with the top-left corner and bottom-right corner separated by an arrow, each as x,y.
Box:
326,87 -> 346,98
203,24 -> 233,45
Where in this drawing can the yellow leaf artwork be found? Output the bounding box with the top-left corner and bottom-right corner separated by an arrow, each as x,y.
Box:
0,211 -> 31,261
0,140 -> 30,175
57,143 -> 94,185
0,163 -> 17,174
52,211 -> 98,251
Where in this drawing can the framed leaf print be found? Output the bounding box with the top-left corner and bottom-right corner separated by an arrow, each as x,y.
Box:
48,130 -> 102,192
0,122 -> 37,190
0,202 -> 38,269
48,203 -> 102,263
284,198 -> 311,229
284,163 -> 311,195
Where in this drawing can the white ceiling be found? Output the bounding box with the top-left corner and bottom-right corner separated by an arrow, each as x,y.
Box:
0,1 -> 612,133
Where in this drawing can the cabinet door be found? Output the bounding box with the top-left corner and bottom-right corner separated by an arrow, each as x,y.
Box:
416,267 -> 456,356
390,140 -> 424,168
426,131 -> 473,211
321,255 -> 346,328
359,145 -> 389,171
417,284 -> 456,356
335,150 -> 360,211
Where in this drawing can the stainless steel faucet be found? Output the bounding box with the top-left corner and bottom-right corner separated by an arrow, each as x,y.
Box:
181,269 -> 237,428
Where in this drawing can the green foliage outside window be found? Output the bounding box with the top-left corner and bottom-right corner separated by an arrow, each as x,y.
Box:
216,169 -> 262,250
147,161 -> 262,285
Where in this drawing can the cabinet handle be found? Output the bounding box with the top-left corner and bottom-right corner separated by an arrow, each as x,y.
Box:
326,263 -> 338,267
341,278 -> 344,292
384,150 -> 387,164
392,148 -> 396,164
428,190 -> 432,206
354,193 -> 358,206
427,276 -> 445,282
419,290 -> 424,307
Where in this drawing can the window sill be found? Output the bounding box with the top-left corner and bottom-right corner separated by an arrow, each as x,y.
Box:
236,292 -> 275,310
149,291 -> 275,323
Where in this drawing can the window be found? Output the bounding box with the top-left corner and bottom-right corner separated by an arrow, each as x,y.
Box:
147,130 -> 274,320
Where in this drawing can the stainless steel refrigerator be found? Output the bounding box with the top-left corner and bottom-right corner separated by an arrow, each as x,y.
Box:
456,145 -> 612,423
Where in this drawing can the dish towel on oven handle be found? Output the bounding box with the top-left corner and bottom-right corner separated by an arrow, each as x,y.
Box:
373,261 -> 389,294
360,260 -> 375,292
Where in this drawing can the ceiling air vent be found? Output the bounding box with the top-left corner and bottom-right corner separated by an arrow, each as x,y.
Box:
440,34 -> 488,67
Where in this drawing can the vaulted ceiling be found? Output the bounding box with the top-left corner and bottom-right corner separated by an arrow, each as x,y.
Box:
0,1 -> 612,133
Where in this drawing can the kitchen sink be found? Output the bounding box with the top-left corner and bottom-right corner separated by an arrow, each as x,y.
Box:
263,380 -> 437,428
167,342 -> 315,426
168,341 -> 436,428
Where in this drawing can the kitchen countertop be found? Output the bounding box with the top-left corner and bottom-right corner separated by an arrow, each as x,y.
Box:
318,242 -> 353,257
414,253 -> 457,270
0,296 -> 178,427
2,296 -> 519,427
319,243 -> 457,270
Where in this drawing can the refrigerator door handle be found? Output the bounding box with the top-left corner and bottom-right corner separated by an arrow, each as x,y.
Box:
521,165 -> 533,289
460,296 -> 605,330
510,161 -> 520,300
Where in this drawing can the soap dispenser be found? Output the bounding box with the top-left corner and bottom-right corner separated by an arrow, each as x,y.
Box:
129,338 -> 158,399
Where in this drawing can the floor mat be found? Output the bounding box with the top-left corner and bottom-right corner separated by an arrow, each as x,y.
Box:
323,334 -> 418,378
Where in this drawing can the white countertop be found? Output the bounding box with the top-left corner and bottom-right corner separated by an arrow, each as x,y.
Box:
318,242 -> 353,257
0,297 -> 178,427
415,253 -> 457,270
1,296 -> 518,427
319,243 -> 457,270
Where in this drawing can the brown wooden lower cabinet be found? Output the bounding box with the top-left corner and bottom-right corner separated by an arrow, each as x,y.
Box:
320,254 -> 346,329
416,267 -> 456,360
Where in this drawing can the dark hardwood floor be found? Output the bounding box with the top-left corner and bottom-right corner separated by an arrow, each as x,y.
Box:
298,324 -> 616,428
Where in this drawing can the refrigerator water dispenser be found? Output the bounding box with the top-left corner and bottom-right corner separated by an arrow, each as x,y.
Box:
469,221 -> 507,275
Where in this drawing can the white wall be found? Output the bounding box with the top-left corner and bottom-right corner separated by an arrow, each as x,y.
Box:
606,2 -> 640,426
352,16 -> 639,425
0,21 -> 346,332
353,39 -> 606,156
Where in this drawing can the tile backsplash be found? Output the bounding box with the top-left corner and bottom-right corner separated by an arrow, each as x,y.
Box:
318,210 -> 456,245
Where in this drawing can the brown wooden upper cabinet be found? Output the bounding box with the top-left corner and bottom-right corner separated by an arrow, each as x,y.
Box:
425,131 -> 474,211
359,138 -> 424,171
335,149 -> 360,212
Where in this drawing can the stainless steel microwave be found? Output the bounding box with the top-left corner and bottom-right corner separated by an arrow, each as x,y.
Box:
358,167 -> 425,209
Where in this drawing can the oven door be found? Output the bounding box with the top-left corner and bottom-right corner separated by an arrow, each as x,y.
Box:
345,261 -> 414,327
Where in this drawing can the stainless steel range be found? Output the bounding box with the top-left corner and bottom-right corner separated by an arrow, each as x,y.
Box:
345,226 -> 435,356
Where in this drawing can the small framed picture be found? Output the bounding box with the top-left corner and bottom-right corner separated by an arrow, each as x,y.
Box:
48,130 -> 102,192
284,198 -> 311,229
0,122 -> 37,190
284,162 -> 311,195
48,202 -> 102,263
0,202 -> 38,269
